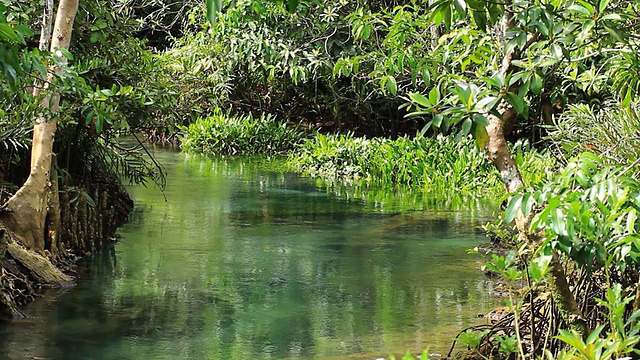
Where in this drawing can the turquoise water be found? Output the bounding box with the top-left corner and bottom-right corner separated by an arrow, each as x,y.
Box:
0,147 -> 498,359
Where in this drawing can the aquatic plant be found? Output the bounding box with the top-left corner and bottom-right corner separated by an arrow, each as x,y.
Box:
180,109 -> 306,156
287,132 -> 553,198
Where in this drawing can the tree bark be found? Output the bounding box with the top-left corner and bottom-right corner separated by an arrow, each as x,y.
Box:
1,0 -> 79,252
38,0 -> 54,53
46,154 -> 61,258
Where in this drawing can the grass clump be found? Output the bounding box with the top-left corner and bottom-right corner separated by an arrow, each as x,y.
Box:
180,109 -> 306,156
287,133 -> 506,194
181,113 -> 555,200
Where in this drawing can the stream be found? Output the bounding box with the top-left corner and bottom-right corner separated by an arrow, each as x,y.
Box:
0,146 -> 500,360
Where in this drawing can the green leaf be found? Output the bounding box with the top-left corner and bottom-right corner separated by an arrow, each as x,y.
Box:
420,121 -> 434,136
585,324 -> 605,344
453,0 -> 466,16
402,351 -> 416,360
522,193 -> 536,217
285,0 -> 299,13
95,116 -> 103,133
627,209 -> 637,233
506,93 -> 526,114
473,122 -> 489,148
598,0 -> 611,14
505,194 -> 523,223
551,44 -> 563,60
409,92 -> 432,108
557,329 -> 587,350
406,110 -> 432,118
85,110 -> 95,125
476,96 -> 498,111
206,0 -> 223,26
481,75 -> 500,88
601,13 -> 622,21
530,73 -> 543,95
429,87 -> 440,105
54,47 -> 74,60
422,69 -> 431,88
621,88 -> 632,107
386,75 -> 397,96
472,10 -> 486,31
551,208 -> 566,236
12,24 -> 32,39
568,4 -> 592,16
2,62 -> 18,86
488,3 -> 501,26
420,350 -> 429,360
443,5 -> 452,29
429,1 -> 447,26
0,23 -> 19,42
472,113 -> 489,126
432,113 -> 443,127
461,117 -> 472,135
603,24 -> 625,42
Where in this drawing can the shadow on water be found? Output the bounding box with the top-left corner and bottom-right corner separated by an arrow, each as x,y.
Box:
0,148 -> 501,360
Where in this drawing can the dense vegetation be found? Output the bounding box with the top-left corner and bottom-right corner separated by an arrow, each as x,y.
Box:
172,0 -> 640,358
2,0 -> 640,358
180,109 -> 305,155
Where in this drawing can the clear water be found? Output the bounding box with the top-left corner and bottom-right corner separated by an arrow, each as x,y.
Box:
0,147 -> 499,360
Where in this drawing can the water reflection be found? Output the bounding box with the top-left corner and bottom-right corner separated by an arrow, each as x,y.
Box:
0,150 -> 499,360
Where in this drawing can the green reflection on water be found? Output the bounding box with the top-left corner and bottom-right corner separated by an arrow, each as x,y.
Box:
0,148 -> 500,360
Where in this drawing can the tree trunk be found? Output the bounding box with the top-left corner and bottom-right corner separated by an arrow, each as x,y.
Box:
485,4 -> 590,337
46,154 -> 62,258
1,0 -> 79,252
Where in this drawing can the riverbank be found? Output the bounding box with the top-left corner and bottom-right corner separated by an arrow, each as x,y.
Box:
0,166 -> 134,319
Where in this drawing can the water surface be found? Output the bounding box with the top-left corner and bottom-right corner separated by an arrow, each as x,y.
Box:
0,147 -> 499,360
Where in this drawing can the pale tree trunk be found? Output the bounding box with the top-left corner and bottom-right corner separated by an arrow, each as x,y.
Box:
485,5 -> 589,336
1,0 -> 79,253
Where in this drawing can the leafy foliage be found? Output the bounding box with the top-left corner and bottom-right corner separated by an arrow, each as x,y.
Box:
491,151 -> 640,357
549,102 -> 640,175
506,153 -> 640,271
405,0 -> 640,144
0,3 -> 39,91
288,133 -> 502,193
552,284 -> 640,360
0,0 -> 172,190
287,132 -> 555,196
180,109 -> 306,155
162,0 -> 453,136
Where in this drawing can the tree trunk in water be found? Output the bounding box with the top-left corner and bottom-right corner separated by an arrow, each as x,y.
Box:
486,5 -> 590,337
1,0 -> 79,253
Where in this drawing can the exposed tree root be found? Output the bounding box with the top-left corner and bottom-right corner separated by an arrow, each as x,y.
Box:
448,264 -> 627,359
0,170 -> 133,320
6,240 -> 72,286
